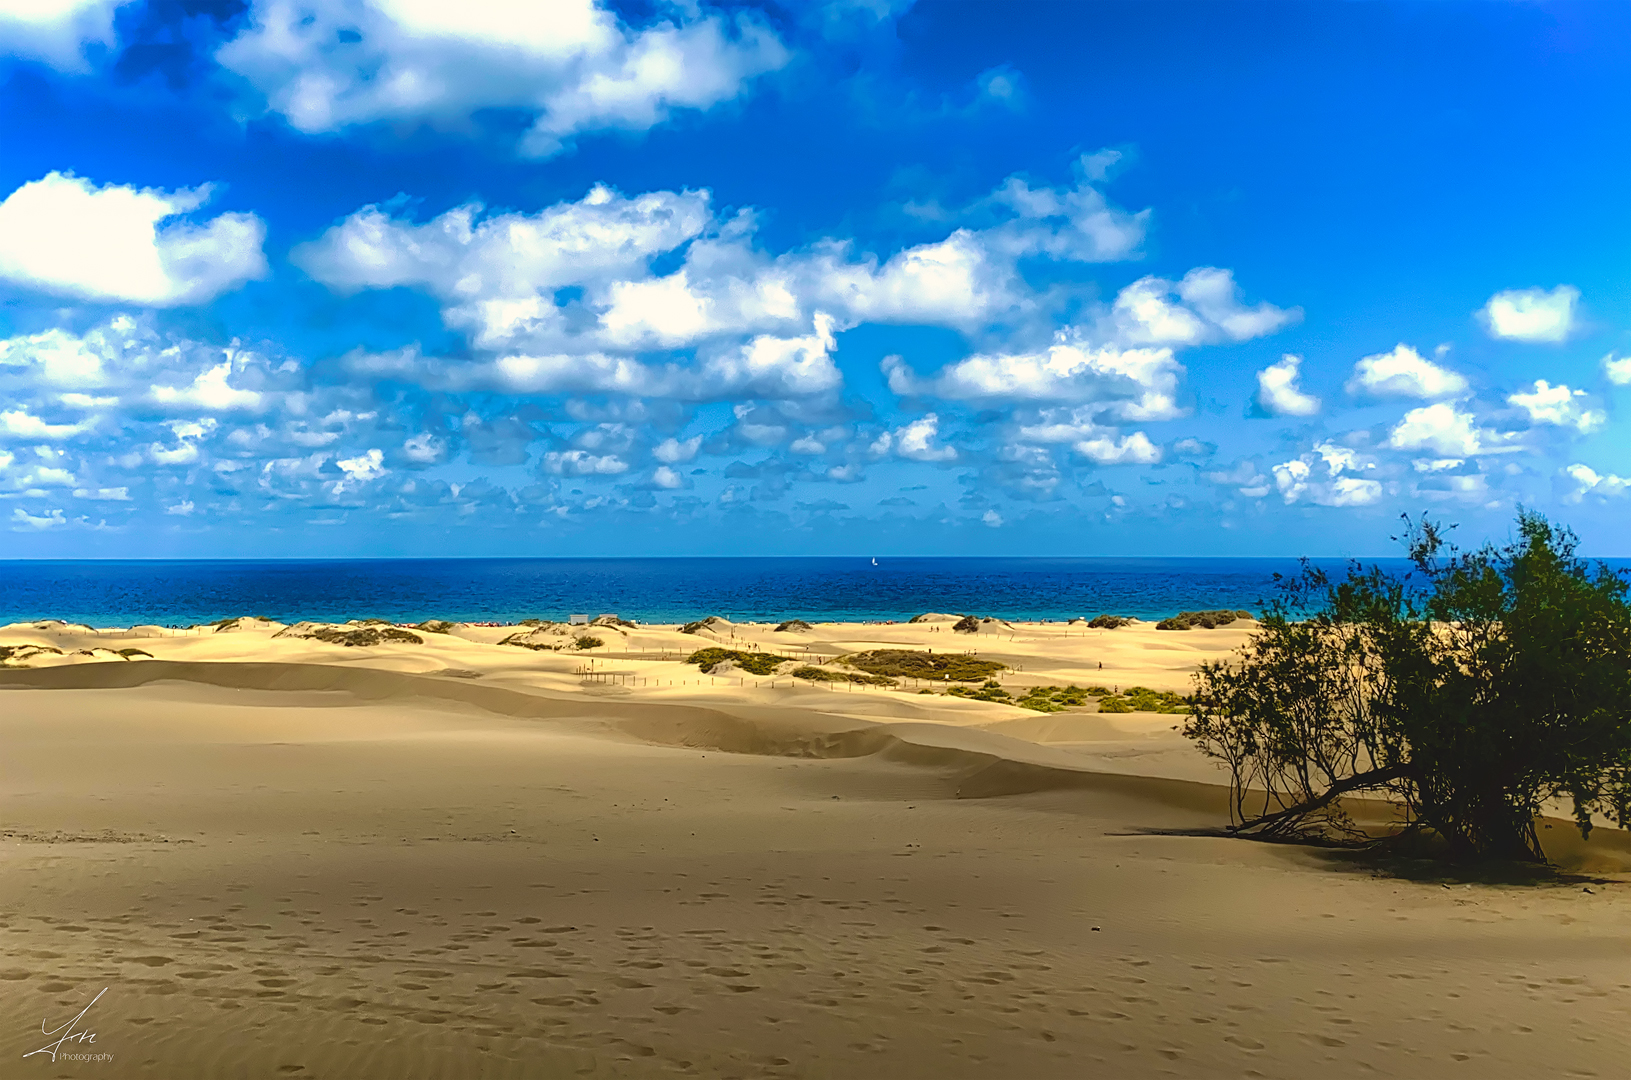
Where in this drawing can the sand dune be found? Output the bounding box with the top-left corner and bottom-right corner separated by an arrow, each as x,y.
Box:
2,620 -> 1627,1077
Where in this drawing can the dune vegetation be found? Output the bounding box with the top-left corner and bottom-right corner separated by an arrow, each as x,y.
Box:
1098,687 -> 1193,714
789,665 -> 894,686
685,647 -> 783,676
840,649 -> 1006,682
1156,609 -> 1254,630
1186,511 -> 1631,862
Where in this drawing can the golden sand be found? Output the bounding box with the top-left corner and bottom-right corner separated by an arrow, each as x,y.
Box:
2,617 -> 1626,1077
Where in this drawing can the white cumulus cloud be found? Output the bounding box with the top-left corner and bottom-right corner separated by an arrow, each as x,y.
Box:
1387,403 -> 1490,456
1273,442 -> 1382,507
1346,344 -> 1468,400
874,414 -> 956,462
11,507 -> 68,529
0,407 -> 92,439
1480,285 -> 1578,343
1603,352 -> 1631,385
1104,268 -> 1299,347
216,0 -> 788,157
542,449 -> 628,475
1253,354 -> 1320,417
1506,380 -> 1603,433
489,315 -> 841,401
152,360 -> 265,411
652,435 -> 701,464
0,173 -> 267,305
1561,463 -> 1631,503
296,184 -> 712,347
0,0 -> 120,70
886,337 -> 1185,422
335,448 -> 386,483
1074,431 -> 1160,465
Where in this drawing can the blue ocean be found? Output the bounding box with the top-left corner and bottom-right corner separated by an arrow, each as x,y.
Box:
0,557 -> 1441,627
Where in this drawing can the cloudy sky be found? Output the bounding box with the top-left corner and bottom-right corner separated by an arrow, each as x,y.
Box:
0,0 -> 1626,557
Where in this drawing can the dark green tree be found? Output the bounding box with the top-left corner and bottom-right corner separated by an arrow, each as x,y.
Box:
1185,511 -> 1631,862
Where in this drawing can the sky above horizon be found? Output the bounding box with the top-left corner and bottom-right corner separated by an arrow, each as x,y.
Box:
0,0 -> 1627,558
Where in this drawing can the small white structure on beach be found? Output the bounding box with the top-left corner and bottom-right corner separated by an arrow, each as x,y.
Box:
568,613 -> 589,625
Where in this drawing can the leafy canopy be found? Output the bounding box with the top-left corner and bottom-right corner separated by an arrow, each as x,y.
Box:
1184,511 -> 1631,862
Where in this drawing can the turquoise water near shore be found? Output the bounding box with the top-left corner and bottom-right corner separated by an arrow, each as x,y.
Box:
0,555 -> 1531,627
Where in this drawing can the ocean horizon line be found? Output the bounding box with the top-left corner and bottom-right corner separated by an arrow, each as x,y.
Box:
4,554 -> 1586,628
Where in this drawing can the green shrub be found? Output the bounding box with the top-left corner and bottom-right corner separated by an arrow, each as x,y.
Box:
790,665 -> 894,686
574,636 -> 604,650
776,619 -> 814,632
1157,610 -> 1248,631
415,620 -> 456,634
311,626 -> 423,647
947,682 -> 1011,702
1186,511 -> 1631,862
115,648 -> 152,658
952,615 -> 981,633
1088,614 -> 1133,629
1096,686 -> 1192,714
841,649 -> 1005,682
686,647 -> 782,676
1015,684 -> 1095,712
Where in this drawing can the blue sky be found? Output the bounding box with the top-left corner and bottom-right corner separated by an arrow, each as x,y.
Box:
0,0 -> 1626,557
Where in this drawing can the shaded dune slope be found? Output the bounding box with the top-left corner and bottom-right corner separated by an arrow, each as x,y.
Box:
0,659 -> 1228,812
6,660 -> 1623,869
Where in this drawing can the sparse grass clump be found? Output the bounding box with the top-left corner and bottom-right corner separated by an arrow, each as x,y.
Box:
311,626 -> 423,647
1098,686 -> 1193,714
842,649 -> 1005,682
948,679 -> 1011,703
0,644 -> 63,664
686,648 -> 782,676
499,632 -> 556,651
115,648 -> 152,659
415,620 -> 457,634
681,616 -> 731,635
790,665 -> 894,686
1156,609 -> 1254,631
1015,684 -> 1094,712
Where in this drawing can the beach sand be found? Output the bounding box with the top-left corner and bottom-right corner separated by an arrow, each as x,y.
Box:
2,618 -> 1627,1078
